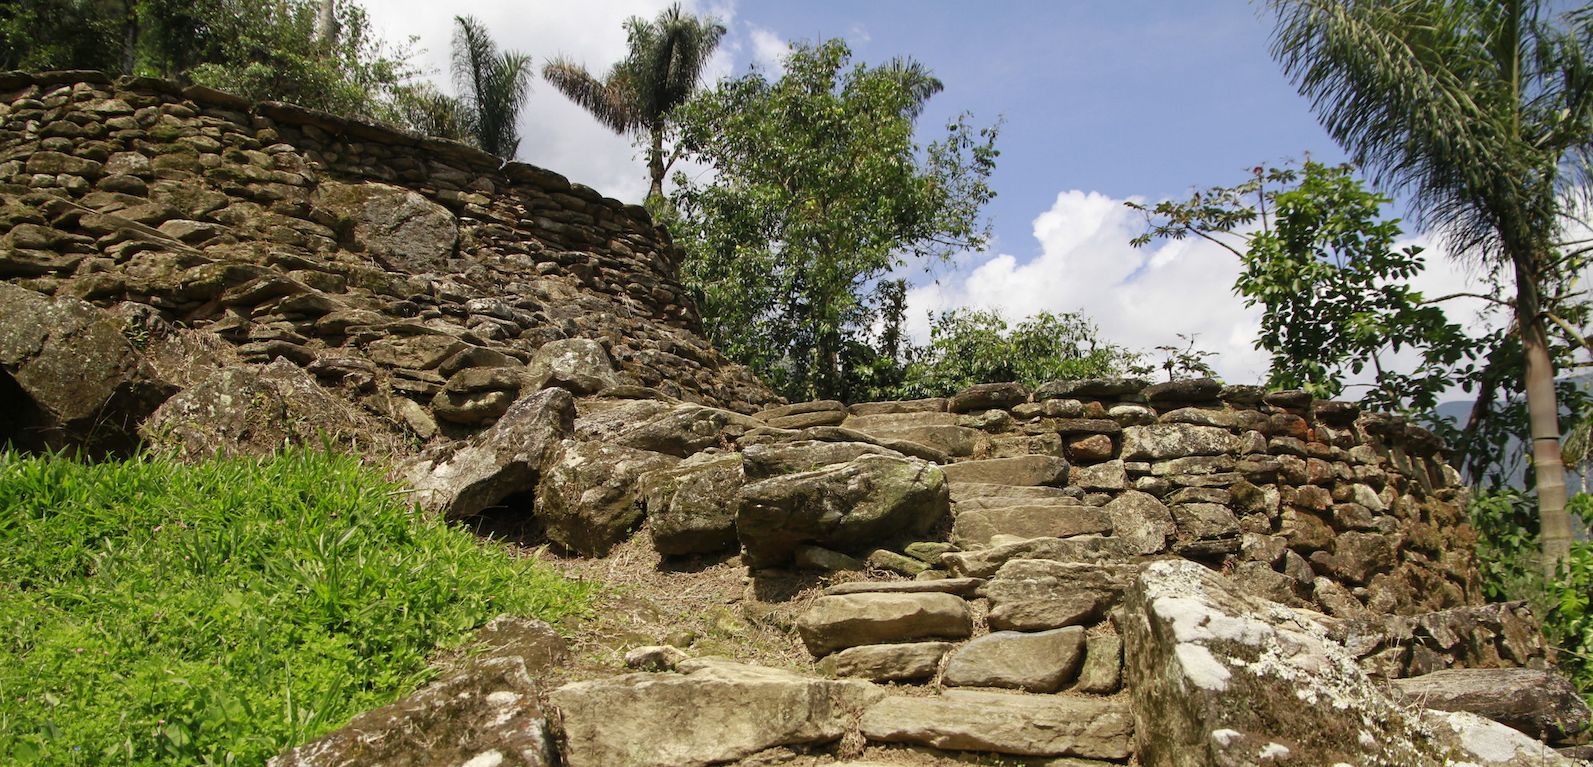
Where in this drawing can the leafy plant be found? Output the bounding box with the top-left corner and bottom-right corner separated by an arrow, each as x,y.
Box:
0,450 -> 592,765
451,15 -> 533,160
890,308 -> 1141,399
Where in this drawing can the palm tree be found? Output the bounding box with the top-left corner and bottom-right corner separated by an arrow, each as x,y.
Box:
1268,0 -> 1593,575
542,3 -> 726,200
452,15 -> 533,160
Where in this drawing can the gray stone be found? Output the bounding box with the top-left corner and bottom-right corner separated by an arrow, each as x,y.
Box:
1072,459 -> 1128,491
952,503 -> 1112,549
0,283 -> 175,456
949,482 -> 1076,503
1391,668 -> 1591,746
738,454 -> 949,567
859,689 -> 1133,760
536,439 -> 680,556
943,535 -> 1136,579
822,578 -> 984,597
1142,377 -> 1222,403
940,455 -> 1069,486
755,400 -> 846,421
550,658 -> 884,767
1075,633 -> 1124,694
315,181 -> 458,273
797,593 -> 973,656
1120,424 -> 1236,461
847,398 -> 948,416
639,452 -> 744,556
943,626 -> 1086,692
579,401 -> 761,458
1171,502 -> 1242,540
1103,490 -> 1176,554
793,545 -> 867,571
741,440 -> 905,480
1035,378 -> 1148,399
818,642 -> 954,682
526,338 -> 618,394
948,382 -> 1030,413
402,388 -> 575,519
984,559 -> 1137,631
269,656 -> 553,767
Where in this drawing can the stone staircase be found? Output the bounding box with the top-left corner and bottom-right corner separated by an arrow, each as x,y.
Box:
283,379 -> 1591,766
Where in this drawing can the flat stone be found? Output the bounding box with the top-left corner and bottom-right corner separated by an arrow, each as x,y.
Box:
1142,377 -> 1222,403
1120,424 -> 1235,461
741,440 -> 905,480
818,642 -> 954,682
940,455 -> 1069,486
822,578 -> 984,597
1171,502 -> 1242,540
1391,668 -> 1591,746
868,549 -> 930,576
949,482 -> 1075,502
859,689 -> 1133,760
1072,459 -> 1128,491
797,593 -> 973,656
943,535 -> 1136,579
1035,378 -> 1148,399
943,626 -> 1086,692
847,423 -> 987,457
794,545 -> 866,572
848,398 -> 947,416
983,560 -> 1137,631
756,400 -> 846,420
948,382 -> 1030,413
550,658 -> 884,767
952,503 -> 1112,549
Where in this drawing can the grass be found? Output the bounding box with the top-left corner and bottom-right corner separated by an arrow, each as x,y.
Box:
0,449 -> 594,766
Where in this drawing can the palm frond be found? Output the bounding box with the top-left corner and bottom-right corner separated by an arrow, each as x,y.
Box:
883,56 -> 944,120
451,15 -> 531,160
544,57 -> 638,134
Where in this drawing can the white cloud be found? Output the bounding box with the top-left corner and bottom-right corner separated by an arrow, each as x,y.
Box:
364,0 -> 743,203
907,188 -> 1509,389
746,24 -> 789,74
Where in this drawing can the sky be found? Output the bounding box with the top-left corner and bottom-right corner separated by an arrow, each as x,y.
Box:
363,0 -> 1508,386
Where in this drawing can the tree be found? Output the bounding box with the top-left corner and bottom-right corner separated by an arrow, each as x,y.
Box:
451,15 -> 533,161
1269,0 -> 1593,575
665,40 -> 999,401
893,309 -> 1142,399
542,3 -> 725,200
1132,162 -> 1477,414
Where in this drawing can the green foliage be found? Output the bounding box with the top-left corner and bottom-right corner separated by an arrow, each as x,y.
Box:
0,450 -> 592,765
891,309 -> 1142,399
1470,488 -> 1593,704
451,15 -> 533,160
666,40 -> 999,401
1132,161 -> 1475,414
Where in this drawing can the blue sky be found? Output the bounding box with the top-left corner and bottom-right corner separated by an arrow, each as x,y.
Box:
367,0 -> 1500,384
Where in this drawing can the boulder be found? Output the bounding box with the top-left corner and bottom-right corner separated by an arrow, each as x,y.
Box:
737,454 -> 949,567
525,338 -> 619,394
639,452 -> 745,556
1391,668 -> 1591,746
939,455 -> 1069,486
401,388 -> 575,518
0,283 -> 175,455
983,560 -> 1137,631
797,592 -> 973,656
269,656 -> 553,767
315,180 -> 458,273
535,439 -> 680,556
942,626 -> 1086,692
1122,559 -> 1575,767
550,658 -> 884,767
859,689 -> 1133,760
817,642 -> 954,682
141,359 -> 392,459
951,502 -> 1112,549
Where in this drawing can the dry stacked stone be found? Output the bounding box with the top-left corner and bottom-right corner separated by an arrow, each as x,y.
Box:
0,71 -> 777,455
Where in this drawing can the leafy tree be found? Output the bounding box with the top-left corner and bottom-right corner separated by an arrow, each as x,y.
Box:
665,40 -> 999,402
542,3 -> 726,200
1267,0 -> 1593,574
451,15 -> 533,161
1132,162 -> 1476,414
892,309 -> 1142,399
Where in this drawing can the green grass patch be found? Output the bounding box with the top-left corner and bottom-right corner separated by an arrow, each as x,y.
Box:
0,449 -> 593,765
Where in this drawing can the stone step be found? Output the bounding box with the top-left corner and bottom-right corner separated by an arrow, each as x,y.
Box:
981,559 -> 1140,631
940,455 -> 1069,486
1389,668 -> 1591,746
952,503 -> 1112,549
942,535 -> 1136,578
942,625 -> 1086,692
797,592 -> 974,656
822,577 -> 984,597
948,481 -> 1077,503
858,689 -> 1133,761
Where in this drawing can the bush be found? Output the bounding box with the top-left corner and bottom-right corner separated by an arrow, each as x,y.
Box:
1470,488 -> 1593,705
0,450 -> 592,765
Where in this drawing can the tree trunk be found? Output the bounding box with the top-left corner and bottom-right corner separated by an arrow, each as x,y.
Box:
647,122 -> 666,201
316,0 -> 338,52
1514,254 -> 1572,578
